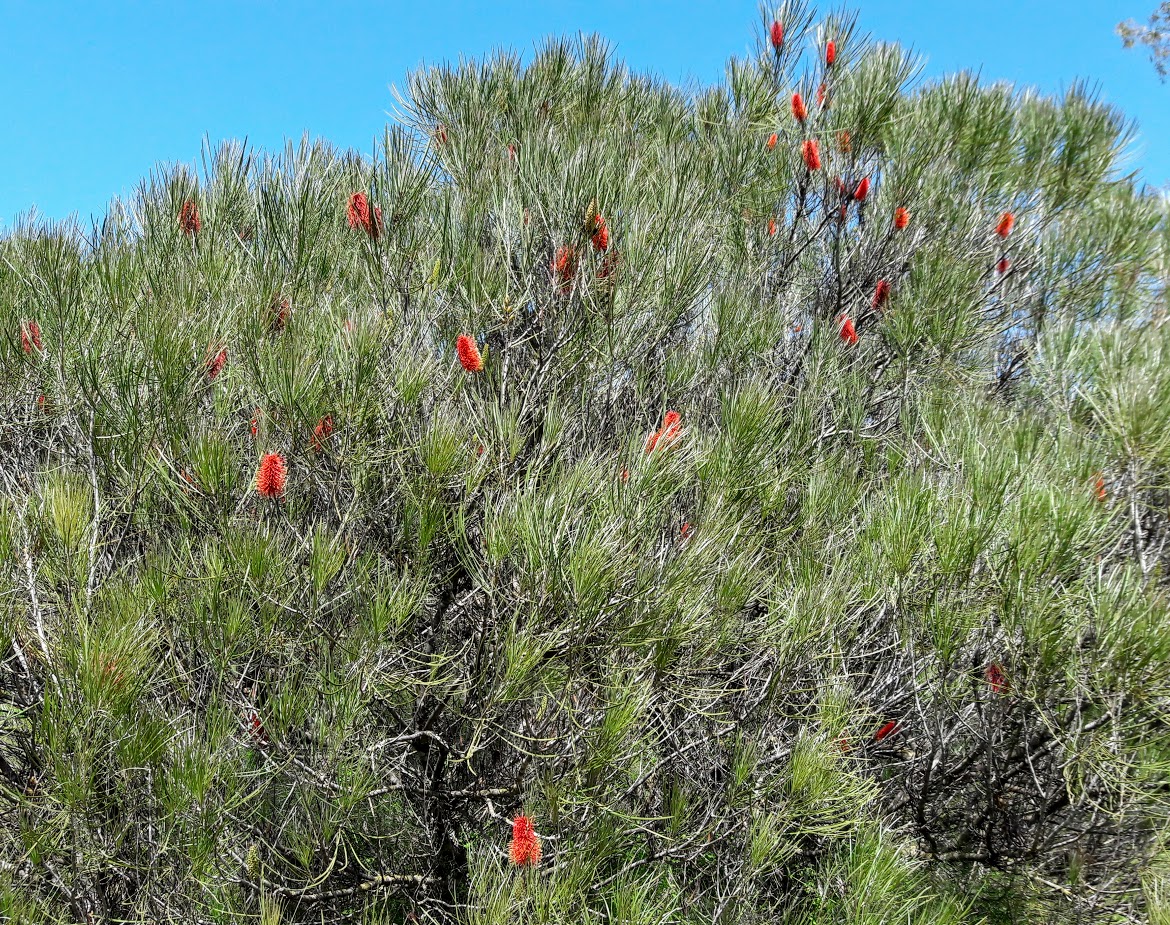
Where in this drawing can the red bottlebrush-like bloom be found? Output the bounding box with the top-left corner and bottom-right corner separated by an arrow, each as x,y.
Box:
801,139 -> 821,171
249,712 -> 269,744
456,333 -> 484,373
21,320 -> 42,354
206,348 -> 227,380
591,216 -> 610,252
874,720 -> 898,741
347,192 -> 371,230
837,130 -> 852,154
255,453 -> 288,499
770,19 -> 784,52
791,92 -> 808,123
36,394 -> 47,411
250,410 -> 261,438
996,211 -> 1015,238
311,415 -> 334,452
986,663 -> 1007,694
854,177 -> 870,203
271,296 -> 290,332
645,410 -> 682,453
435,124 -> 449,146
894,206 -> 911,230
552,245 -> 577,291
766,131 -> 778,150
825,40 -> 837,66
839,315 -> 858,345
996,257 -> 1011,275
768,218 -> 777,237
509,815 -> 542,867
1094,473 -> 1107,501
179,200 -> 201,236
816,82 -> 828,107
680,522 -> 693,540
872,279 -> 891,310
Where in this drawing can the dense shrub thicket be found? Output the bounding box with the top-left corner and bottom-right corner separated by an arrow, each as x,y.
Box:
3,3 -> 1170,922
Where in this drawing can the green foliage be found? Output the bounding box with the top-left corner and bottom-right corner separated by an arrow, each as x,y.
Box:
1,4 -> 1169,924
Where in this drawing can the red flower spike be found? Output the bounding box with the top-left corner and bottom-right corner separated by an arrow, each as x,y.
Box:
825,40 -> 837,66
645,410 -> 682,454
249,712 -> 269,744
768,218 -> 777,237
996,211 -> 1015,238
996,257 -> 1011,275
854,177 -> 870,203
250,410 -> 261,439
509,815 -> 542,867
311,416 -> 334,452
766,132 -> 778,150
179,200 -> 201,236
591,216 -> 610,252
206,348 -> 227,381
1094,473 -> 1107,502
620,467 -> 630,483
552,245 -> 577,292
680,522 -> 693,540
839,315 -> 858,345
271,297 -> 290,332
986,663 -> 1007,694
456,334 -> 484,373
791,92 -> 808,123
872,279 -> 891,310
894,207 -> 911,230
874,720 -> 898,741
801,139 -> 821,171
770,19 -> 784,52
21,320 -> 42,354
255,453 -> 288,499
347,192 -> 371,231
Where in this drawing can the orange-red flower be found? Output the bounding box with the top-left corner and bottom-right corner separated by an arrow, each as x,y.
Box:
347,193 -> 383,238
839,315 -> 858,345
766,131 -> 778,150
435,124 -> 449,146
768,218 -> 777,237
255,453 -> 288,498
21,320 -> 42,354
680,522 -> 693,540
853,177 -> 870,203
770,19 -> 784,52
791,92 -> 808,123
311,415 -> 334,452
872,279 -> 891,310
801,139 -> 821,171
456,334 -> 484,372
825,40 -> 837,66
986,663 -> 1007,694
179,200 -> 201,236
645,410 -> 682,453
996,257 -> 1011,275
509,815 -> 542,867
271,296 -> 290,332
207,347 -> 227,380
591,215 -> 610,252
874,720 -> 898,741
552,245 -> 577,291
1094,473 -> 1106,502
249,712 -> 269,744
250,410 -> 261,438
894,207 -> 910,230
996,211 -> 1015,238
816,82 -> 828,108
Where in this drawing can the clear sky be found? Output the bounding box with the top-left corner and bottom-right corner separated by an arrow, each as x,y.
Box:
0,1 -> 1164,230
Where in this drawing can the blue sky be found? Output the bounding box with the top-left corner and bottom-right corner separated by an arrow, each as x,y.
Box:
0,1 -> 1164,230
